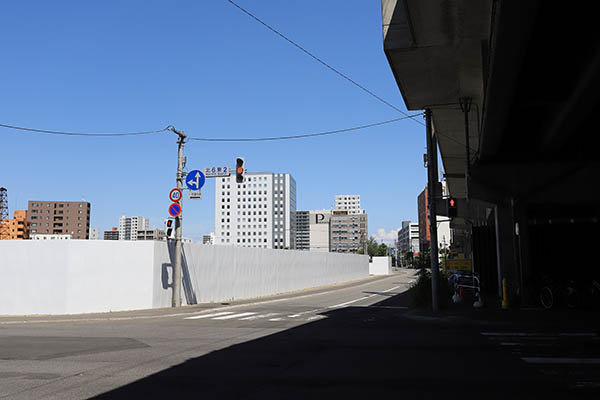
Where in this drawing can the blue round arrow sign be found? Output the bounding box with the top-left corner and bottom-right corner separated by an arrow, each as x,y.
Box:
185,170 -> 205,190
168,202 -> 181,217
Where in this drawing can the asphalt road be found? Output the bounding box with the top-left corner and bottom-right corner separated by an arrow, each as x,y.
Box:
0,271 -> 414,399
1,269 -> 599,399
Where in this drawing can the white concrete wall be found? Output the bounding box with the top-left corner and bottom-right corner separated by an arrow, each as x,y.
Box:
152,243 -> 369,306
0,241 -> 369,315
0,241 -> 155,315
369,256 -> 392,275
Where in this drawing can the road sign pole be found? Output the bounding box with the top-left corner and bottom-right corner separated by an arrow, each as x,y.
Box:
170,127 -> 187,307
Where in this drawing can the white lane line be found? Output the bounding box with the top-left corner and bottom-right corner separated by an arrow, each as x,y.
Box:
306,315 -> 324,321
213,312 -> 256,320
239,313 -> 279,321
268,318 -> 284,321
328,285 -> 402,309
184,311 -> 234,320
288,309 -> 322,318
522,357 -> 600,365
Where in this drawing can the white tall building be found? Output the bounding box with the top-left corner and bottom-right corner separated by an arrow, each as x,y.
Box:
334,194 -> 365,214
88,227 -> 99,240
295,209 -> 332,252
118,216 -> 149,241
397,221 -> 420,254
215,172 -> 296,249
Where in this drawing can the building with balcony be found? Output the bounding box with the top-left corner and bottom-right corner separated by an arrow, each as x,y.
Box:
27,201 -> 90,239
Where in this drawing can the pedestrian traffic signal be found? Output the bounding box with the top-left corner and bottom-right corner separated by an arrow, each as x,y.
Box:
236,157 -> 245,183
165,218 -> 175,239
447,197 -> 457,217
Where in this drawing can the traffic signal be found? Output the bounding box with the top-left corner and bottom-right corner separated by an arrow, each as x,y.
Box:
165,218 -> 175,239
447,197 -> 457,217
236,157 -> 245,183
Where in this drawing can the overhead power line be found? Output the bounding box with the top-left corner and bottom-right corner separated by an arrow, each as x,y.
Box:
0,123 -> 171,137
188,115 -> 421,142
226,0 -> 424,126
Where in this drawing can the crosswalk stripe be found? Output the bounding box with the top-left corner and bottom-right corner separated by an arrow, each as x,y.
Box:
184,311 -> 234,320
213,312 -> 256,320
239,313 -> 279,321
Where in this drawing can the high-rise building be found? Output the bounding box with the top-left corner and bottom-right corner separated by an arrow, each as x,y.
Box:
104,227 -> 119,240
214,172 -> 296,249
27,201 -> 91,239
296,209 -> 332,252
118,216 -> 149,240
295,211 -> 310,250
397,221 -> 420,254
330,210 -> 368,253
0,210 -> 29,240
334,194 -> 365,214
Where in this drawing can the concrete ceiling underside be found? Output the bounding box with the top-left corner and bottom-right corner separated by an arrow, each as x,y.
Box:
382,0 -> 492,198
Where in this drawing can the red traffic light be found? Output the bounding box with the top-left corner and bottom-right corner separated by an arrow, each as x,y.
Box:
449,199 -> 455,207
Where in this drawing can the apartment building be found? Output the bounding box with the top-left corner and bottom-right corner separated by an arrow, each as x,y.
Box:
214,172 -> 296,249
137,229 -> 166,241
104,227 -> 119,240
118,216 -> 149,240
0,210 -> 29,240
397,221 -> 420,254
330,210 -> 368,253
334,194 -> 366,215
27,201 -> 91,239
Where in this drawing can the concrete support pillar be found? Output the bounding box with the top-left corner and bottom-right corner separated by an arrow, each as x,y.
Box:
494,200 -> 519,303
513,201 -> 533,305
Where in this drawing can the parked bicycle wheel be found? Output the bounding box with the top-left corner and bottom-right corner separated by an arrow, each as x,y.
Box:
540,285 -> 554,309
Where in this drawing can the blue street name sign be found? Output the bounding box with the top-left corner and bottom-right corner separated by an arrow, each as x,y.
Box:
185,170 -> 205,190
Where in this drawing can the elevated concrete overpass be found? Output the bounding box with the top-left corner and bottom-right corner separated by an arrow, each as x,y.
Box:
382,0 -> 600,304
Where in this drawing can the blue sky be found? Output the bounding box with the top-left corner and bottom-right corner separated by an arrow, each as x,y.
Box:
0,0 -> 430,243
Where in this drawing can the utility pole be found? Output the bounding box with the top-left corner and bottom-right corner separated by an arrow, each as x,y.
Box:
425,109 -> 440,312
169,127 -> 187,307
459,97 -> 472,200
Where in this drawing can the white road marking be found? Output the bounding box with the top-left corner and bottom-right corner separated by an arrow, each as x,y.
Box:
327,286 -> 402,309
239,313 -> 279,321
522,357 -> 600,365
213,312 -> 256,320
288,309 -> 321,318
306,315 -> 325,321
184,312 -> 234,320
268,318 -> 284,321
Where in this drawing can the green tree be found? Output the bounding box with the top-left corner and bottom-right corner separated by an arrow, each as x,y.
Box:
376,243 -> 389,256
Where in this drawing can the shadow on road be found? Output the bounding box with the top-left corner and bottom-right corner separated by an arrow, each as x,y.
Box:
91,289 -> 596,399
